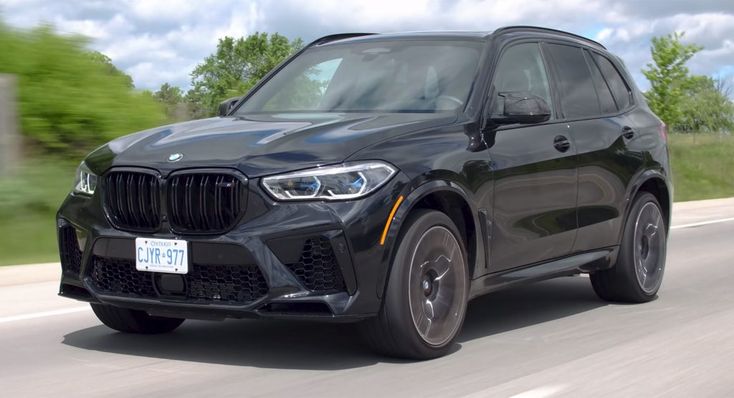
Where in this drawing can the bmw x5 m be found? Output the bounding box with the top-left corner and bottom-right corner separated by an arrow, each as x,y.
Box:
57,26 -> 672,359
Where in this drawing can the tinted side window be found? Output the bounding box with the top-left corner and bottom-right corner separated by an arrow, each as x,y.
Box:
593,53 -> 632,110
545,43 -> 599,118
584,50 -> 617,114
491,42 -> 553,116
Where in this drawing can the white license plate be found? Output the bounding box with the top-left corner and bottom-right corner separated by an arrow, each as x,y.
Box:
135,238 -> 189,274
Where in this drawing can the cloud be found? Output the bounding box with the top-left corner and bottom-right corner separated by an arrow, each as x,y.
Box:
2,0 -> 733,93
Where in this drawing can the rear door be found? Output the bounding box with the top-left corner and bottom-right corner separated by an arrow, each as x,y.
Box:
543,43 -> 641,252
487,42 -> 578,272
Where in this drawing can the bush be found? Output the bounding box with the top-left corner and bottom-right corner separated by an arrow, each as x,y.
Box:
0,23 -> 166,154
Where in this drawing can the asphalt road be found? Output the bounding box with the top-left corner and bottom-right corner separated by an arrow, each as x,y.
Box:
2,199 -> 734,397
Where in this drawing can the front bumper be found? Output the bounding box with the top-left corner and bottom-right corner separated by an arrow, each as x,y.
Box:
57,169 -> 409,322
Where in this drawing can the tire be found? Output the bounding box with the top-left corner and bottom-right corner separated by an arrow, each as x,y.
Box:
591,192 -> 667,303
91,303 -> 185,334
361,209 -> 469,360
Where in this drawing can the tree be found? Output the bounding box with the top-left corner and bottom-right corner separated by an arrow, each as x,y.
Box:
187,33 -> 303,117
0,23 -> 166,154
154,83 -> 191,122
677,76 -> 734,134
87,51 -> 134,88
642,32 -> 702,127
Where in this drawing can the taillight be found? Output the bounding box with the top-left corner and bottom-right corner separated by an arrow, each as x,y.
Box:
659,123 -> 668,141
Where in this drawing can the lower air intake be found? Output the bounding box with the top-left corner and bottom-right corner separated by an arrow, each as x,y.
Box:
59,225 -> 82,276
285,237 -> 346,293
90,256 -> 268,305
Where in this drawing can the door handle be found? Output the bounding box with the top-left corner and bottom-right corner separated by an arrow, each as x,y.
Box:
622,126 -> 635,139
553,135 -> 571,152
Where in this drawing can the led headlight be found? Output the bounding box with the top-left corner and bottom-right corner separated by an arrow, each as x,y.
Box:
73,162 -> 98,196
262,162 -> 397,201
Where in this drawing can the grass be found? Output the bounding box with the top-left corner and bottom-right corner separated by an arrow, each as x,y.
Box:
0,158 -> 77,266
668,133 -> 734,202
0,133 -> 732,266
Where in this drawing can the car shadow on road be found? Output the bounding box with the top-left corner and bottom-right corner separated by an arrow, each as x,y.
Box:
62,275 -> 605,370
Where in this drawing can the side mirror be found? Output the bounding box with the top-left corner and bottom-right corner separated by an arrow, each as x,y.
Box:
490,92 -> 551,125
218,96 -> 242,117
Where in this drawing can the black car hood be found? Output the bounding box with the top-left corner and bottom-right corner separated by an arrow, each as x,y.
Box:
86,112 -> 456,177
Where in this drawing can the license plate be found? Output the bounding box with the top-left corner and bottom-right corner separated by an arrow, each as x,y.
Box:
135,238 -> 189,274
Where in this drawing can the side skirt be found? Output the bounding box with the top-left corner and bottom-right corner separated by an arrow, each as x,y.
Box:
468,247 -> 618,300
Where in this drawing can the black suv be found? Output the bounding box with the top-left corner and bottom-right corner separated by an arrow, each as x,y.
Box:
57,26 -> 671,359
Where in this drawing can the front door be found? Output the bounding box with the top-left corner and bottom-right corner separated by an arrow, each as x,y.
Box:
486,42 -> 578,272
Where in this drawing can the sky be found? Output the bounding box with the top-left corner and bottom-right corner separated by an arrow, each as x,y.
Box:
1,0 -> 733,93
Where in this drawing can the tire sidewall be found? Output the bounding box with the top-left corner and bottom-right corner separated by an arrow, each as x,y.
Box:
383,209 -> 469,358
620,192 -> 667,299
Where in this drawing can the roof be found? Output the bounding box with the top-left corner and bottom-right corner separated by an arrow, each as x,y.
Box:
310,26 -> 606,50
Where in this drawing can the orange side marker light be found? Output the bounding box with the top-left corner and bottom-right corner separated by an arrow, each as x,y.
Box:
380,195 -> 404,246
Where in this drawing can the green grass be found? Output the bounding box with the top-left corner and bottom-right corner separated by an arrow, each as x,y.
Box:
0,159 -> 77,265
0,135 -> 732,266
668,133 -> 734,202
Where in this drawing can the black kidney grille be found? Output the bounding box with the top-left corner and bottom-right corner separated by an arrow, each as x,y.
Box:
105,171 -> 161,231
168,173 -> 244,233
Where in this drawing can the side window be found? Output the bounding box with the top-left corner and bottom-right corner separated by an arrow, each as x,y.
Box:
491,42 -> 553,116
545,43 -> 600,119
584,50 -> 617,114
593,53 -> 632,110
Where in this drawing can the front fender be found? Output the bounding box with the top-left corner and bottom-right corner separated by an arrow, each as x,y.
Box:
375,179 -> 487,299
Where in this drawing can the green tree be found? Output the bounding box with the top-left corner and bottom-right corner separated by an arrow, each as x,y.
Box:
642,32 -> 702,127
677,76 -> 734,134
87,51 -> 134,88
0,23 -> 166,154
154,82 -> 192,122
187,32 -> 303,117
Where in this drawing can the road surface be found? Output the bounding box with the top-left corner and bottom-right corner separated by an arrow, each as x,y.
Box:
1,198 -> 733,397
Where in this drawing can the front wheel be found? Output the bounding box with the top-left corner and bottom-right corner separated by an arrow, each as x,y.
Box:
361,210 -> 469,359
591,192 -> 667,303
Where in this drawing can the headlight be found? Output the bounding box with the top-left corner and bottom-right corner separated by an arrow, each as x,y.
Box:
73,162 -> 98,196
262,162 -> 397,201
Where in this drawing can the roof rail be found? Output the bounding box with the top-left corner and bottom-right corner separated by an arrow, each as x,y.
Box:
493,26 -> 606,49
308,33 -> 376,47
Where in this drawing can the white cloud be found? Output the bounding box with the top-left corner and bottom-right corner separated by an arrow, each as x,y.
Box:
1,0 -> 733,93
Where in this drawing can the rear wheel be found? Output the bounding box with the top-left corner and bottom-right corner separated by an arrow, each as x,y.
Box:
361,210 -> 469,359
591,192 -> 667,303
91,303 -> 185,334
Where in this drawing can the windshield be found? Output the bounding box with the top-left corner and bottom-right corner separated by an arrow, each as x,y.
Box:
235,39 -> 484,114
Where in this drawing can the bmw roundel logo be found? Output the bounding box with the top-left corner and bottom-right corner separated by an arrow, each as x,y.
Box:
168,153 -> 183,162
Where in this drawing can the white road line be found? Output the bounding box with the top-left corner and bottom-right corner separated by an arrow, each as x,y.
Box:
462,385 -> 566,398
0,306 -> 90,324
508,385 -> 567,398
671,217 -> 734,230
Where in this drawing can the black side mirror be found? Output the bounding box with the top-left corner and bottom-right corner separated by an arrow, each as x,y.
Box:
218,96 -> 242,117
490,92 -> 551,125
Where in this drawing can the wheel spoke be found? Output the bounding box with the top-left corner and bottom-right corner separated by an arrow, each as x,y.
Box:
424,299 -> 435,319
633,201 -> 665,293
433,255 -> 452,281
407,225 -> 467,347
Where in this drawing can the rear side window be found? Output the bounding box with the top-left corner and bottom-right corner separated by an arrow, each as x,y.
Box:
593,53 -> 632,110
584,50 -> 617,114
544,43 -> 599,119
